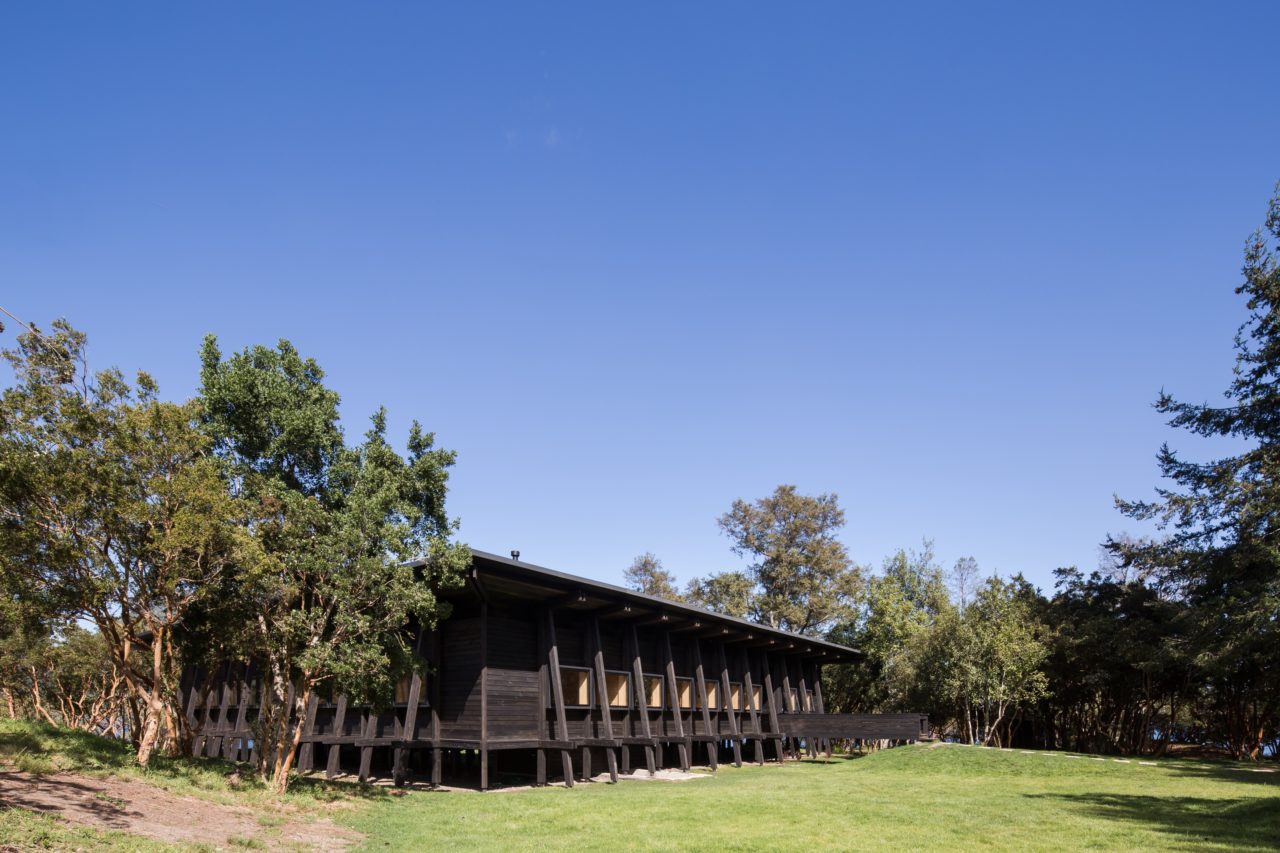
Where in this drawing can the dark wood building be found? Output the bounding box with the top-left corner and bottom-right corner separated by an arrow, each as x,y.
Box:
183,549 -> 927,788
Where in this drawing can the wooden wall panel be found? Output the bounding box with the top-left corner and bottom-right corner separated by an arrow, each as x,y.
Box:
439,618 -> 482,739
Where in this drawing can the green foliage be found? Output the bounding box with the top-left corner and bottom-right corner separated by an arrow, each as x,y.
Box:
195,337 -> 469,791
1037,567 -> 1191,755
825,543 -> 951,714
711,485 -> 860,635
1112,185 -> 1280,758
685,570 -> 754,618
623,552 -> 682,600
0,320 -> 252,764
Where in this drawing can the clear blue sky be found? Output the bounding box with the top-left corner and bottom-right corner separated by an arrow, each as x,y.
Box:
3,2 -> 1277,594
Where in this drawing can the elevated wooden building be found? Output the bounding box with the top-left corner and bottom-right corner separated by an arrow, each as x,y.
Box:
183,549 -> 927,788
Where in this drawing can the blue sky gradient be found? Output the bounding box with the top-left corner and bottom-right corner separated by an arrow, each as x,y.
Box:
3,2 -> 1278,593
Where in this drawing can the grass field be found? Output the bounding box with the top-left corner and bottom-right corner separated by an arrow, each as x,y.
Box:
2,720 -> 1278,851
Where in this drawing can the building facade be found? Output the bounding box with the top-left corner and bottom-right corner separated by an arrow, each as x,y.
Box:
183,549 -> 927,788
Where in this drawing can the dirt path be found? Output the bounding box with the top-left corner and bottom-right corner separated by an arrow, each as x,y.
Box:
0,770 -> 362,850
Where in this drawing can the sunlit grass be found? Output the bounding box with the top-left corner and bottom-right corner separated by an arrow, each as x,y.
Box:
346,744 -> 1280,852
3,720 -> 1277,851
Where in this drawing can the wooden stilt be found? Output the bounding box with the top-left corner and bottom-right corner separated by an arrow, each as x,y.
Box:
561,750 -> 574,788
536,749 -> 547,786
326,695 -> 348,780
691,640 -> 717,771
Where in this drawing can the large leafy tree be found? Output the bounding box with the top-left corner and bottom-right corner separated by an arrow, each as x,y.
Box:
715,485 -> 860,635
825,543 -> 951,715
196,336 -> 469,792
623,552 -> 681,600
0,321 -> 251,765
1112,186 -> 1280,759
685,570 -> 754,618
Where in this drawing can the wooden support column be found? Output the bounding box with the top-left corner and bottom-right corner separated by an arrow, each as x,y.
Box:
762,655 -> 784,762
326,695 -> 348,779
229,666 -> 254,762
662,630 -> 689,771
809,661 -> 830,756
357,706 -> 374,782
545,609 -> 574,788
716,642 -> 742,767
628,624 -> 656,776
208,663 -> 232,759
590,617 -> 619,783
739,648 -> 764,765
797,662 -> 816,758
536,609 -> 550,786
393,669 -> 423,787
430,627 -> 443,788
480,599 -> 489,791
779,655 -> 797,759
297,690 -> 319,772
691,639 -> 718,770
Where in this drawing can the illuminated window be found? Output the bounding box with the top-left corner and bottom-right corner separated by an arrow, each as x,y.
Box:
642,675 -> 664,709
604,672 -> 630,708
676,678 -> 694,710
704,681 -> 720,710
561,668 -> 592,708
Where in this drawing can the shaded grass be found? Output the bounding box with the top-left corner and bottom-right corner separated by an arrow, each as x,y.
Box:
0,718 -> 387,808
346,746 -> 1280,852
0,807 -> 196,852
0,718 -> 382,850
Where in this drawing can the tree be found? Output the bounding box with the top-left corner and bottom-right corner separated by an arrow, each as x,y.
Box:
961,576 -> 1050,746
716,485 -> 860,635
685,571 -> 754,618
1111,185 -> 1280,759
825,543 -> 950,715
949,556 -> 980,610
196,336 -> 470,792
623,552 -> 681,600
0,320 -> 251,765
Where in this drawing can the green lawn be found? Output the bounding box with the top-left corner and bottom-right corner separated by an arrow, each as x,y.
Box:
350,747 -> 1280,852
3,720 -> 1277,852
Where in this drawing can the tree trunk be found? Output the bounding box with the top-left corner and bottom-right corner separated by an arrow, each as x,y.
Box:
134,695 -> 165,768
28,667 -> 60,727
270,683 -> 312,794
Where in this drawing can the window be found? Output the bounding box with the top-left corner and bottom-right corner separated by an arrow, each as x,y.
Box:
676,678 -> 694,710
788,688 -> 799,712
394,675 -> 412,705
704,681 -> 720,710
604,672 -> 630,709
642,674 -> 664,710
561,667 -> 592,708
804,690 -> 814,712
729,682 -> 743,712
751,685 -> 763,713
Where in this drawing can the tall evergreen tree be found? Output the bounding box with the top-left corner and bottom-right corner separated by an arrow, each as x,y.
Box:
1113,185 -> 1280,758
